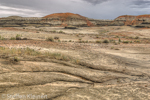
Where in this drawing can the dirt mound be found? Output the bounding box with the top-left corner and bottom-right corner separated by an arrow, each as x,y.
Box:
43,13 -> 93,26
115,14 -> 150,26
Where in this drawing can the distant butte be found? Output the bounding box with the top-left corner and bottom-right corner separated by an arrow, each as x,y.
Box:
43,13 -> 93,26
114,14 -> 150,26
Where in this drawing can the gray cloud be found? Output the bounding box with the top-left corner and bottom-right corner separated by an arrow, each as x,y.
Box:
0,0 -> 58,17
131,0 -> 150,8
0,0 -> 51,10
0,3 -> 43,17
0,0 -> 38,7
83,0 -> 109,5
0,0 -> 150,19
133,0 -> 150,5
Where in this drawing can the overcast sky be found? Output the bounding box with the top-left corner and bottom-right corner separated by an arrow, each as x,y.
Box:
0,0 -> 150,19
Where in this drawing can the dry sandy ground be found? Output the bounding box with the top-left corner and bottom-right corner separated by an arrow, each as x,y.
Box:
0,26 -> 149,100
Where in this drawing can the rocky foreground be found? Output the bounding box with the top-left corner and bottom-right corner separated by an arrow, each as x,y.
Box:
0,26 -> 149,100
0,40 -> 149,100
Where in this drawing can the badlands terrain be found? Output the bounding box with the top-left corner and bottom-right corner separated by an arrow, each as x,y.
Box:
0,13 -> 149,100
0,26 -> 149,100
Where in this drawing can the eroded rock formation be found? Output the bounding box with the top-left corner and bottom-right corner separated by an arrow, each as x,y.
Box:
112,15 -> 150,27
0,13 -> 150,27
0,16 -> 43,27
87,18 -> 113,26
43,13 -> 93,27
0,13 -> 94,27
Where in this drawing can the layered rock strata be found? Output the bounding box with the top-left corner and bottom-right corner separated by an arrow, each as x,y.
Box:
0,13 -> 150,27
112,15 -> 150,27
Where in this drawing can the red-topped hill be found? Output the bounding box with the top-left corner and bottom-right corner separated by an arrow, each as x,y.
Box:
44,13 -> 82,19
43,13 -> 93,26
115,14 -> 150,26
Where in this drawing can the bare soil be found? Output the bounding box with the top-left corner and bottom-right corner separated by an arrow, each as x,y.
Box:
0,26 -> 149,100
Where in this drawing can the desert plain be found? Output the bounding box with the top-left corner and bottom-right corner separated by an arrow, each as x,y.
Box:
0,25 -> 149,100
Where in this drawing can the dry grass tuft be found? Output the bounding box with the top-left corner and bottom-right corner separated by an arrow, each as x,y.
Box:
0,47 -> 73,63
46,37 -> 54,42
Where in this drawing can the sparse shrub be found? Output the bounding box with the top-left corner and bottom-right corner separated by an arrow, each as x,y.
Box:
58,40 -> 61,42
96,36 -> 99,38
119,38 -> 121,42
117,79 -> 121,83
99,30 -> 109,34
79,38 -> 82,41
109,39 -> 115,43
54,36 -> 59,40
114,42 -> 118,45
96,40 -> 102,43
129,36 -> 134,39
16,34 -> 22,40
10,37 -> 16,40
89,41 -> 95,43
0,47 -> 75,63
59,30 -> 65,33
85,40 -> 88,43
78,38 -> 82,43
115,48 -> 120,50
0,35 -> 5,40
24,47 -> 41,56
9,56 -> 20,64
134,40 -> 141,43
124,36 -> 128,39
78,40 -> 86,43
0,47 -> 5,50
83,41 -> 86,43
59,30 -> 62,33
135,36 -> 139,39
111,46 -> 114,49
14,57 -> 19,62
73,59 -> 80,64
103,39 -> 109,43
39,29 -> 43,31
69,40 -> 72,42
52,30 -> 56,33
95,35 -> 99,38
46,37 -> 54,42
122,41 -> 129,44
115,36 -> 119,38
16,34 -> 22,37
76,34 -> 79,37
46,53 -> 70,61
